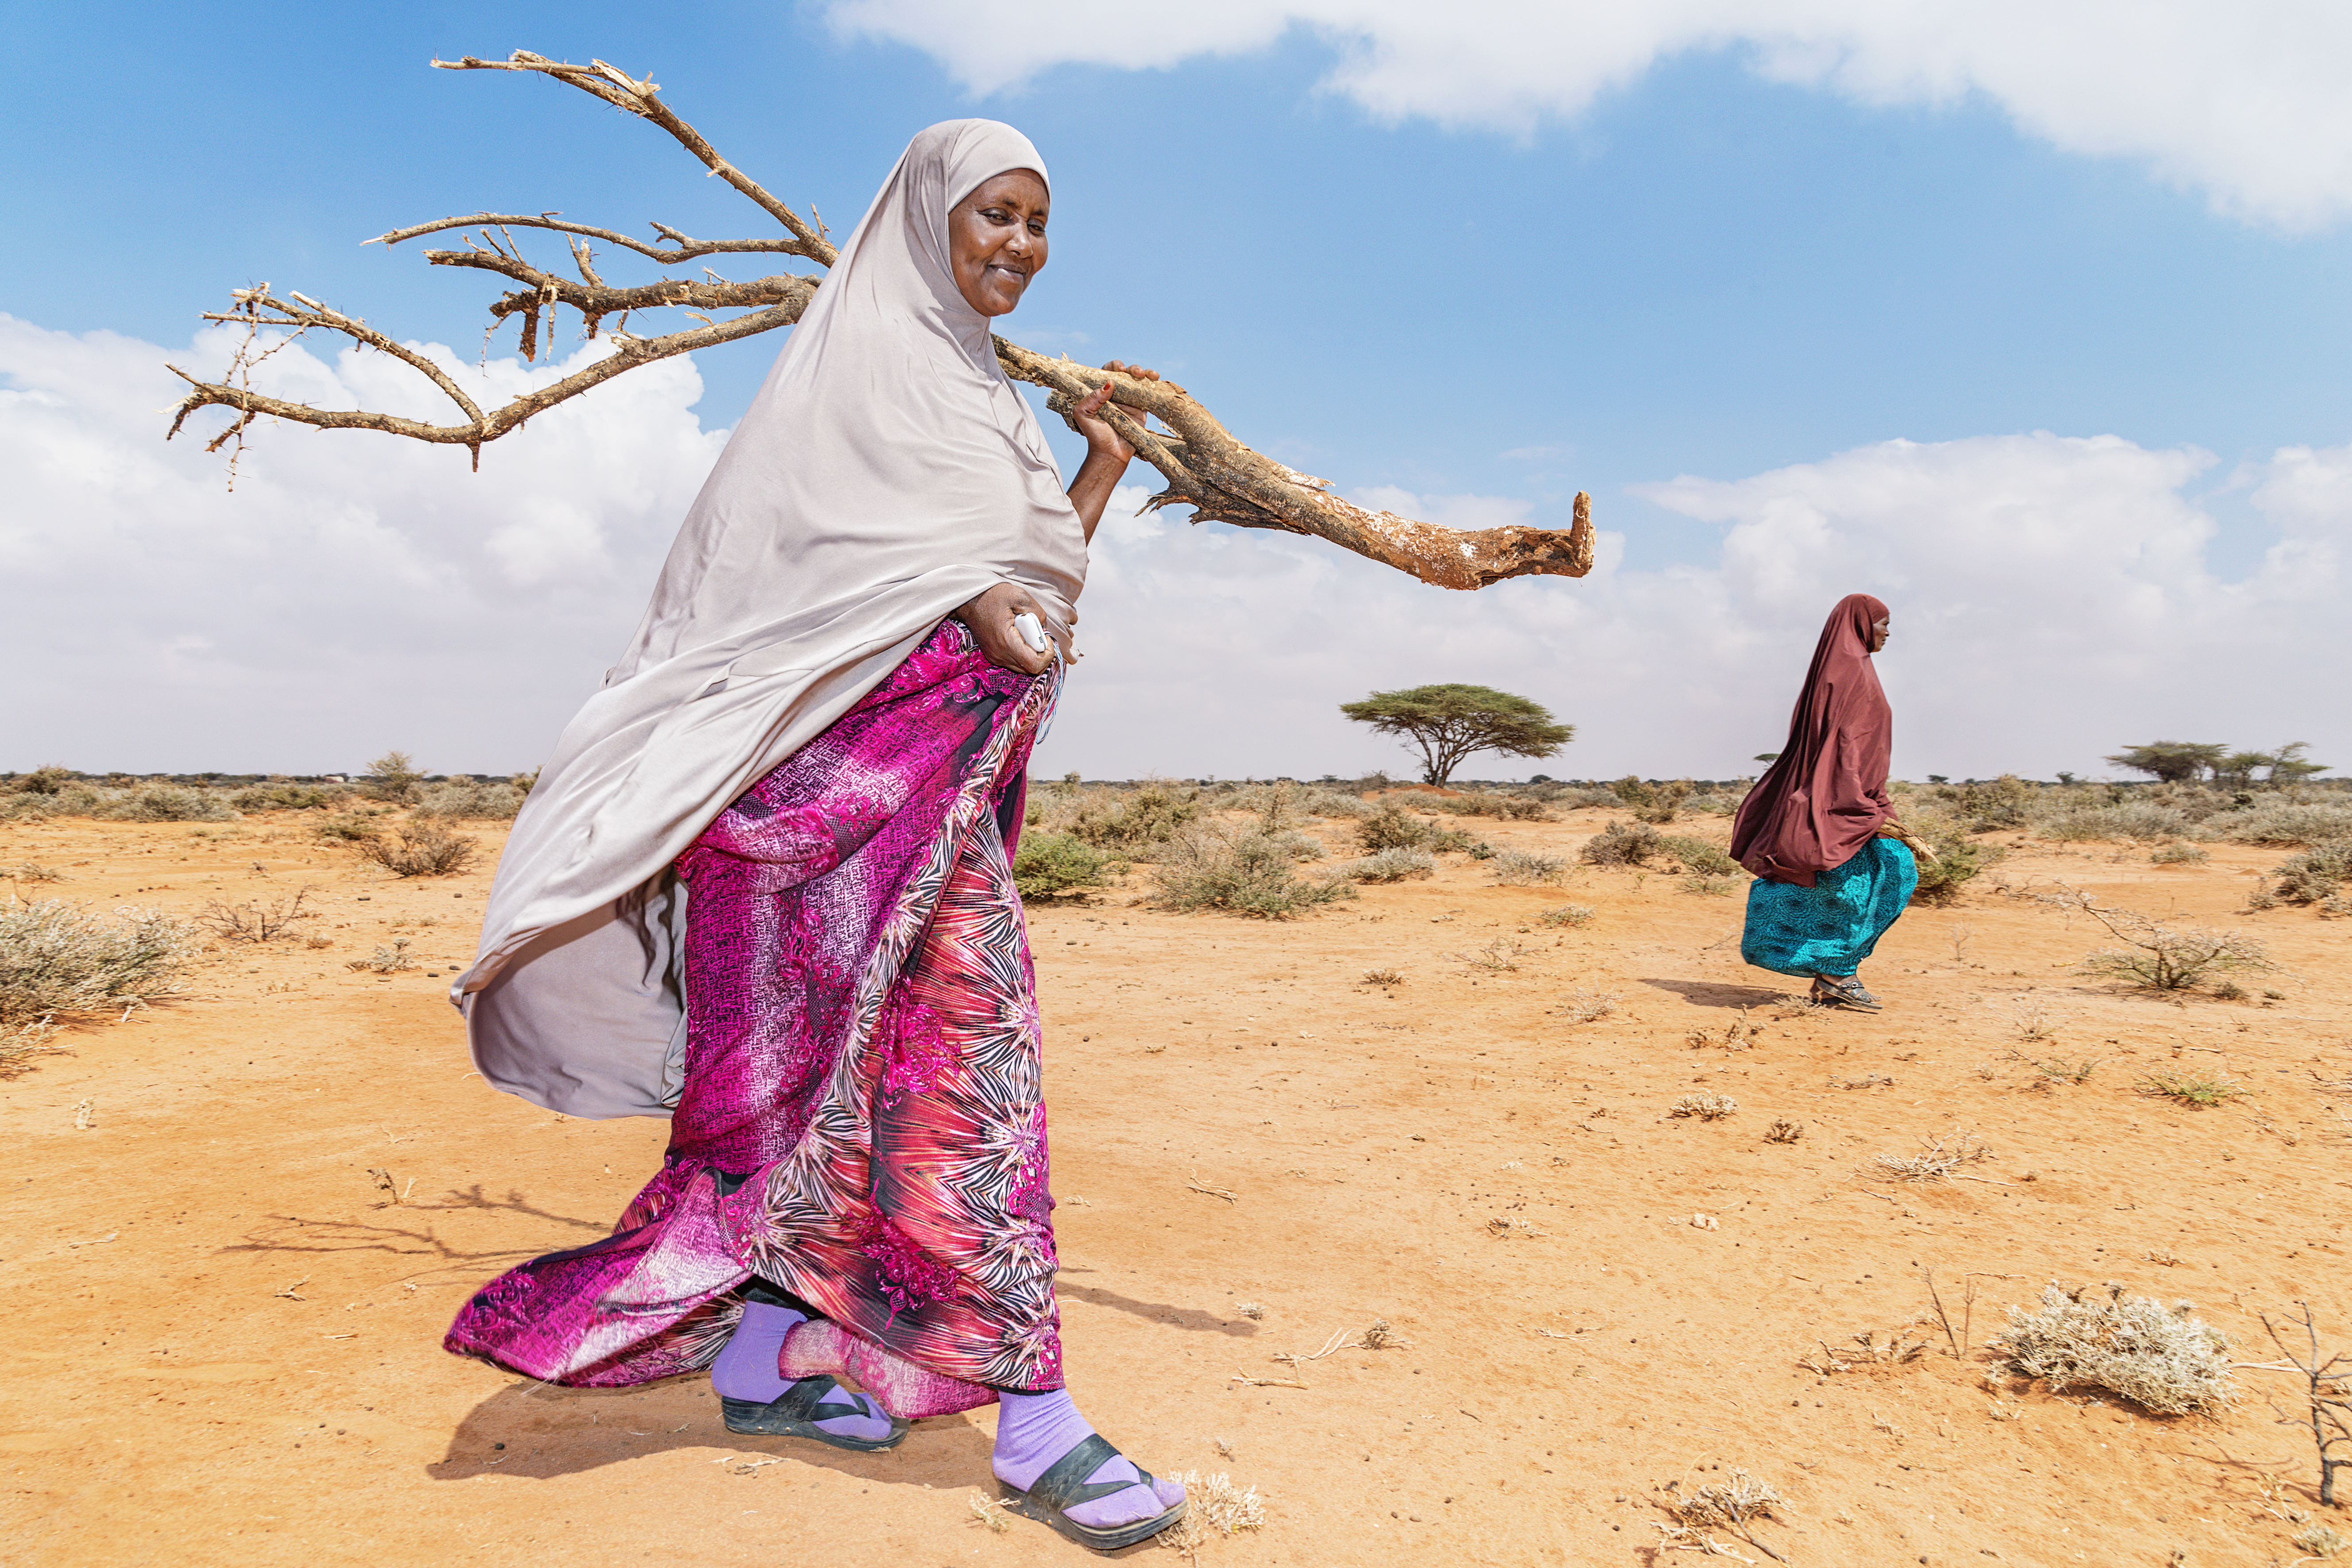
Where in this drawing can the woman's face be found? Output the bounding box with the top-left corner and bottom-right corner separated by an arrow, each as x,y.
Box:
1870,616 -> 1892,653
948,170 -> 1049,317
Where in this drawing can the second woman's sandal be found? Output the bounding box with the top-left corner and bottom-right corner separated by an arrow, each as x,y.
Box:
720,1374 -> 911,1451
1000,1433 -> 1188,1552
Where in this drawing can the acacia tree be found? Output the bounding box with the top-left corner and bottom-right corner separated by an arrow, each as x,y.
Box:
2105,742 -> 2227,783
1340,685 -> 1571,785
166,51 -> 1594,593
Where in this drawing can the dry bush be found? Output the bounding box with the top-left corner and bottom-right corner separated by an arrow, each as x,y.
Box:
0,899 -> 195,1025
229,782 -> 346,812
1336,847 -> 1435,883
1990,1283 -> 2234,1416
2150,843 -> 2209,865
1427,791 -> 1550,821
1659,834 -> 1740,878
1011,832 -> 1114,899
1655,1468 -> 1789,1560
2049,887 -> 2274,990
1059,779 -> 1201,855
6,764 -> 76,795
1462,937 -> 1522,971
2248,1301 -> 2352,1510
2038,803 -> 2191,842
347,938 -> 417,974
2295,1523 -> 2350,1558
1361,967 -> 1405,986
360,749 -> 427,804
1151,825 -> 1355,919
313,811 -> 390,841
1764,1118 -> 1804,1143
96,785 -> 238,823
1688,1009 -> 1761,1050
2137,1070 -> 2251,1108
1873,1131 -> 1993,1181
196,886 -> 320,942
415,779 -> 525,820
1902,807 -> 2004,904
354,822 -> 479,878
1555,989 -> 1617,1024
1669,1091 -> 1738,1120
2271,838 -> 2352,905
1612,775 -> 1694,824
1489,848 -> 1565,885
2203,801 -> 2352,845
1536,903 -> 1594,927
1358,802 -> 1432,852
1156,1470 -> 1265,1556
1682,874 -> 1741,897
4,863 -> 65,883
1579,821 -> 1663,867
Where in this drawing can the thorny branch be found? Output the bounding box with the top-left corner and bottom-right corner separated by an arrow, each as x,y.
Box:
166,50 -> 1593,586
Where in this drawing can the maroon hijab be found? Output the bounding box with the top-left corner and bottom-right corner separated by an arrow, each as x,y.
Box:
1730,594 -> 1893,886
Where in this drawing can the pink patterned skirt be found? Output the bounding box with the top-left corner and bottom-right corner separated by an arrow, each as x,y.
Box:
444,621 -> 1062,1414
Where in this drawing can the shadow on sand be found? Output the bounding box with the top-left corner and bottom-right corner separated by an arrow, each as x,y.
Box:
1637,977 -> 1790,1010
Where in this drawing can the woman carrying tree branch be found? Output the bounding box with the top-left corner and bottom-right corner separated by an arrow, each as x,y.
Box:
1729,593 -> 1921,1011
443,121 -> 1185,1551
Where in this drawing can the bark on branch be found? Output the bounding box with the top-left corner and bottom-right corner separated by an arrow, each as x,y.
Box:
168,50 -> 1593,586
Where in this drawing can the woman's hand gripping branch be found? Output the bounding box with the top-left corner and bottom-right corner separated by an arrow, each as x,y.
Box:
1066,360 -> 1161,543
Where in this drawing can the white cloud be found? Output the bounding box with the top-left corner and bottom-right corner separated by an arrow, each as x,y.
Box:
0,315 -> 726,774
823,0 -> 2352,228
7,318 -> 2346,782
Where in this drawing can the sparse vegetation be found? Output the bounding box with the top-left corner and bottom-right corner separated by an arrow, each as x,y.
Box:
1579,821 -> 1663,868
415,779 -> 526,820
96,785 -> 237,823
353,822 -> 479,878
2046,887 -> 2275,991
1155,1469 -> 1265,1555
1764,1118 -> 1804,1144
1361,968 -> 1405,986
1655,1469 -> 1790,1561
1990,1283 -> 2235,1416
1536,904 -> 1594,927
196,886 -> 320,943
1425,791 -> 1550,820
2271,838 -> 2352,905
229,781 -> 346,812
2137,1070 -> 2251,1109
4,863 -> 65,884
1873,1131 -> 1993,1181
1488,848 -> 1565,886
0,899 -> 196,1027
1011,832 -> 1114,899
1462,938 -> 1522,971
2151,843 -> 2208,864
1612,776 -> 1695,824
1669,1091 -> 1737,1120
1151,825 -> 1355,918
1555,989 -> 1617,1024
1358,802 -> 1432,852
348,939 -> 417,974
1336,847 -> 1436,882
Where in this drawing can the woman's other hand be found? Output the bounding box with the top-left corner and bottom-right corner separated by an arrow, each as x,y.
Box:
954,581 -> 1055,676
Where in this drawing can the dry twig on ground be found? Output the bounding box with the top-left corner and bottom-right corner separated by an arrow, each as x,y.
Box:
2244,1301 -> 2352,1507
1873,1132 -> 1993,1182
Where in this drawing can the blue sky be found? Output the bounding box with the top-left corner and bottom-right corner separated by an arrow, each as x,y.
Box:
6,2 -> 2351,779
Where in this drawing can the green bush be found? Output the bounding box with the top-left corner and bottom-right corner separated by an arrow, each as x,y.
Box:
1359,803 -> 1432,852
1904,812 -> 2002,905
2270,838 -> 2352,904
1949,774 -> 2035,831
1490,849 -> 1566,885
1612,776 -> 1693,824
1012,832 -> 1114,899
1659,835 -> 1741,878
1063,779 -> 1201,855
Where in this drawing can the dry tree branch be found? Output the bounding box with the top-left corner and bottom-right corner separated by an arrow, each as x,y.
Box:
167,49 -> 1594,588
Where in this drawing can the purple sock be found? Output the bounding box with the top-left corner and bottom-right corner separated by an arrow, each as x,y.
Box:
993,1389 -> 1184,1530
712,1300 -> 805,1402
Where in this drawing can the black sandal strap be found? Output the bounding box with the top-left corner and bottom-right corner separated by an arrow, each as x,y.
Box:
768,1375 -> 870,1425
1024,1433 -> 1145,1514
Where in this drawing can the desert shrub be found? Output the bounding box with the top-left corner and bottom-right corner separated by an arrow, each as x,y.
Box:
2202,802 -> 2352,845
314,811 -> 389,841
1428,792 -> 1550,821
196,886 -> 320,943
8,765 -> 75,795
0,899 -> 196,1024
95,785 -> 238,823
1990,1283 -> 2234,1416
229,782 -> 345,812
1579,821 -> 1663,868
1554,786 -> 1623,809
2151,844 -> 2209,865
1613,776 -> 1693,824
354,822 -> 479,878
1151,825 -> 1356,918
1338,847 -> 1436,882
1902,810 -> 2002,905
1683,792 -> 1740,816
1062,779 -> 1200,855
1947,774 -> 2036,831
1659,835 -> 1740,878
1669,1091 -> 1737,1120
2056,890 -> 2273,991
1358,803 -> 1432,852
2271,838 -> 2352,904
416,780 -> 526,820
1536,904 -> 1594,927
348,938 -> 417,974
2136,1070 -> 2251,1108
1011,832 -> 1113,899
1490,849 -> 1566,886
4,863 -> 65,883
1426,824 -> 1478,853
1294,787 -> 1370,819
360,750 -> 427,805
2038,804 -> 2190,842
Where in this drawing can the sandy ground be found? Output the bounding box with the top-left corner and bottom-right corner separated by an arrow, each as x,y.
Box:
4,800 -> 2350,1568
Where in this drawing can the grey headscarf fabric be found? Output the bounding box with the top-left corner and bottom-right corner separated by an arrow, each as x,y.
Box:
454,120 -> 1084,1119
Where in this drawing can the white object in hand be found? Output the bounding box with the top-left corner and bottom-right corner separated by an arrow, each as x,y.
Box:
1012,612 -> 1050,654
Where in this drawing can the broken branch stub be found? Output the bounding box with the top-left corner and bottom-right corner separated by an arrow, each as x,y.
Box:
166,49 -> 1594,588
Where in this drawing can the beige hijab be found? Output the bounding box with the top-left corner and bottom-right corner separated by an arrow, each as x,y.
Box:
455,120 -> 1085,1118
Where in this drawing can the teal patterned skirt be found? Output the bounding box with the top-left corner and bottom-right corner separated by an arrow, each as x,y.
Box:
1740,837 -> 1917,979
